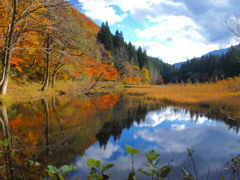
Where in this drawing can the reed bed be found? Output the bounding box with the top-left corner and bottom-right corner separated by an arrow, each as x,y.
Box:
124,77 -> 240,107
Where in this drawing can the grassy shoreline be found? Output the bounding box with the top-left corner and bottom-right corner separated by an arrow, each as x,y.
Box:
0,80 -> 86,105
124,77 -> 240,106
0,79 -> 124,105
123,77 -> 240,122
1,77 -> 240,120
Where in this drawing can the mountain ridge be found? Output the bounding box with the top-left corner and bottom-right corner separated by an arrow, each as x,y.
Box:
173,45 -> 236,69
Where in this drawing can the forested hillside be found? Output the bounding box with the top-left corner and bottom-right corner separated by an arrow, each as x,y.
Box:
96,22 -> 177,84
178,45 -> 240,83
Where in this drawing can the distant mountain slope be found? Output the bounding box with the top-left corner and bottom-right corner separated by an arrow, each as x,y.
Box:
204,46 -> 231,57
173,61 -> 185,69
173,45 -> 236,69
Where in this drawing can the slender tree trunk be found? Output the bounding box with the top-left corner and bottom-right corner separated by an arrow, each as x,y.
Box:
0,106 -> 10,139
41,27 -> 51,91
52,72 -> 56,88
41,5 -> 52,91
52,97 -> 63,133
42,99 -> 50,159
1,55 -> 11,96
0,0 -> 17,95
0,105 -> 14,179
52,64 -> 60,88
41,50 -> 50,91
52,64 -> 64,88
51,47 -> 65,88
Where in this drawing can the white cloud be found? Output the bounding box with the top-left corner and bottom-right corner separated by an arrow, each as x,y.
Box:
171,124 -> 186,130
133,15 -> 222,63
134,107 -> 209,127
79,0 -> 127,25
78,0 -> 240,63
133,39 -> 219,64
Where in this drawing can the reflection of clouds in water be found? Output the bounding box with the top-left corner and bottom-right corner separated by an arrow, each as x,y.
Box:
70,107 -> 240,180
132,122 -> 240,179
171,124 -> 186,130
75,142 -> 121,169
85,142 -> 120,160
135,107 -> 209,127
134,123 -> 240,155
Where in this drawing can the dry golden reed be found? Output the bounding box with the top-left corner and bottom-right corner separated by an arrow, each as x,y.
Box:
124,77 -> 240,107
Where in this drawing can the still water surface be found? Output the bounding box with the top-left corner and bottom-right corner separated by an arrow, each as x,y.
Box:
0,93 -> 239,179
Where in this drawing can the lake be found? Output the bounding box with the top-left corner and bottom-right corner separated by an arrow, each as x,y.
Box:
0,93 -> 239,180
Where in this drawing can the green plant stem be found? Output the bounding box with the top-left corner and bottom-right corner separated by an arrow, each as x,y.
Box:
191,156 -> 199,180
168,162 -> 181,180
131,155 -> 134,172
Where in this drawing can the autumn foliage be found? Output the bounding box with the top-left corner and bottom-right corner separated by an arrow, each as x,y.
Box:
0,0 -> 152,96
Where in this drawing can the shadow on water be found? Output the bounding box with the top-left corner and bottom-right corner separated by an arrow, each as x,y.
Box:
0,92 -> 239,179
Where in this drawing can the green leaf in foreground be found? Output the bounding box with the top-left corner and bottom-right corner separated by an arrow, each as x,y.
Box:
181,167 -> 190,176
29,160 -> 40,167
45,165 -> 63,180
234,157 -> 240,165
89,167 -> 97,176
138,168 -> 151,177
46,165 -> 59,174
126,145 -> 140,155
62,164 -> 77,174
127,171 -> 137,180
160,165 -> 171,178
181,167 -> 194,180
146,150 -> 160,164
101,163 -> 114,173
2,139 -> 10,147
87,159 -> 102,168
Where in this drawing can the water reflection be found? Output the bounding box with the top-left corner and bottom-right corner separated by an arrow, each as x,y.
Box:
0,94 -> 120,179
71,106 -> 240,180
0,93 -> 239,179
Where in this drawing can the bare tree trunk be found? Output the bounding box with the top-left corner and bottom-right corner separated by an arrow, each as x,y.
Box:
0,105 -> 14,180
1,57 -> 11,96
52,97 -> 63,133
0,0 -> 17,95
0,106 -> 10,139
85,72 -> 103,96
41,46 -> 50,91
42,99 -> 50,159
52,49 -> 65,88
41,11 -> 51,91
52,72 -> 56,88
52,63 -> 65,88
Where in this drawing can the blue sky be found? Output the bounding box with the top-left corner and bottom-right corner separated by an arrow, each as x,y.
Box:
77,0 -> 240,64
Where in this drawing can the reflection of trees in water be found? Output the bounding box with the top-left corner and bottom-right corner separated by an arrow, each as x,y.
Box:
0,105 -> 14,179
0,97 -> 95,178
0,94 -> 120,179
0,104 -> 45,179
96,95 -> 163,148
1,93 -> 240,178
96,96 -> 240,149
186,106 -> 240,133
0,100 -> 65,179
